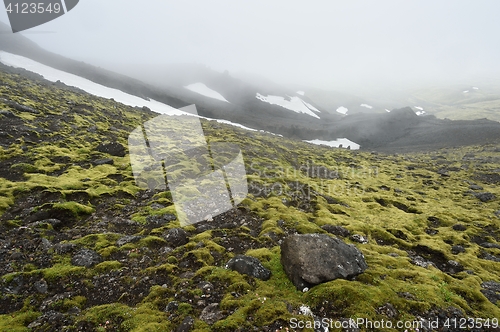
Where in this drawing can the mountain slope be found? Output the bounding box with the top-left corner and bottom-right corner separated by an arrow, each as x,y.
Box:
1,59 -> 500,331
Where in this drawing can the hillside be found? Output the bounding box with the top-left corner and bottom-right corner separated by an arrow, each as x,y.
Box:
1,61 -> 500,331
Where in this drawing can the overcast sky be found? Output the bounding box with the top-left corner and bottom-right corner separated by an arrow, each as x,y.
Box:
1,0 -> 499,90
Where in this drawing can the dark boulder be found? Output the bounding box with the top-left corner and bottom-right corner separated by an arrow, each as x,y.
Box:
96,142 -> 126,157
164,228 -> 188,247
225,255 -> 271,281
473,192 -> 496,202
280,234 -> 368,291
321,224 -> 350,237
199,303 -> 224,325
147,213 -> 177,226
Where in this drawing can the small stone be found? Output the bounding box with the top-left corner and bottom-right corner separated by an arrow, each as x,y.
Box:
350,234 -> 368,244
92,158 -> 114,166
321,224 -> 350,237
164,228 -> 188,247
165,301 -> 179,313
452,224 -> 467,231
71,248 -> 102,267
175,316 -> 195,332
225,255 -> 271,281
117,235 -> 142,247
34,279 -> 48,294
473,192 -> 496,202
451,245 -> 465,255
199,303 -> 224,325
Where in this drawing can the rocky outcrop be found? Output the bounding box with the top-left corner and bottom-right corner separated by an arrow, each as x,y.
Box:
280,234 -> 368,291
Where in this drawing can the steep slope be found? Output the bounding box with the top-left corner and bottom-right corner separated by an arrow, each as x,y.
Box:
1,61 -> 500,331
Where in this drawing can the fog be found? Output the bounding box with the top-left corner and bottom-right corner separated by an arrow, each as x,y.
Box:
1,0 -> 500,92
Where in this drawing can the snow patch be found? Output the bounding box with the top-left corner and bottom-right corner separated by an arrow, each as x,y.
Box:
0,51 -> 263,133
472,87 -> 479,90
184,83 -> 229,103
385,109 -> 391,113
256,93 -> 320,119
0,51 -> 186,116
305,138 -> 360,150
360,103 -> 373,109
296,90 -> 305,96
336,106 -> 348,115
416,111 -> 426,116
463,90 -> 469,93
414,106 -> 424,111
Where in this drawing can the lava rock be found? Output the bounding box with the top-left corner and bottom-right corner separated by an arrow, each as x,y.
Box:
0,110 -> 18,118
71,248 -> 102,267
451,245 -> 465,255
96,142 -> 126,157
469,184 -> 483,190
146,214 -> 176,226
480,242 -> 500,249
34,279 -> 48,294
321,224 -> 350,237
452,224 -> 467,231
117,235 -> 142,247
350,234 -> 368,244
473,192 -> 496,202
199,303 -> 224,325
481,281 -> 500,304
164,228 -> 188,247
225,255 -> 271,281
175,316 -> 195,332
92,158 -> 114,166
54,242 -> 77,254
280,234 -> 368,291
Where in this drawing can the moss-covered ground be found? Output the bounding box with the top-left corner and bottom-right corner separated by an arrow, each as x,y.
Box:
0,65 -> 499,331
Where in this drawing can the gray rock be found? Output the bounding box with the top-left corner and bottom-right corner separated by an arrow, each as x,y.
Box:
280,234 -> 368,291
226,255 -> 271,281
481,281 -> 500,304
71,248 -> 102,267
92,158 -> 114,166
469,184 -> 483,190
164,228 -> 188,247
175,316 -> 194,332
321,224 -> 350,237
165,301 -> 179,313
34,279 -> 48,294
199,303 -> 224,325
480,242 -> 500,249
377,303 -> 398,319
451,245 -> 465,255
117,235 -> 142,247
0,110 -> 18,118
96,142 -> 126,157
452,224 -> 467,231
473,192 -> 496,202
350,234 -> 368,244
147,213 -> 177,225
54,242 -> 77,254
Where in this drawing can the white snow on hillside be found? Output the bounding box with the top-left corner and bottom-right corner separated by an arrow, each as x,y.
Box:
360,104 -> 373,109
305,138 -> 360,150
296,91 -> 305,96
0,52 -> 256,131
463,90 -> 469,93
415,106 -> 424,111
385,109 -> 391,113
336,106 -> 348,115
416,111 -> 426,116
0,51 -> 186,116
184,83 -> 229,103
255,93 -> 320,119
303,101 -> 320,113
472,87 -> 479,90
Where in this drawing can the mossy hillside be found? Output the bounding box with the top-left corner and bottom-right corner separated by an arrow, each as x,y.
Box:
0,67 -> 499,331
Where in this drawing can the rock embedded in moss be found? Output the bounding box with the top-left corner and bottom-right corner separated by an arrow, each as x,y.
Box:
280,234 -> 368,291
225,254 -> 271,281
164,228 -> 188,247
96,142 -> 126,157
71,248 -> 102,267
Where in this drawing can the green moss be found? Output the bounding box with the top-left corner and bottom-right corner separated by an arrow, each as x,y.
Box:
53,201 -> 95,217
94,261 -> 122,273
0,310 -> 40,332
42,263 -> 86,281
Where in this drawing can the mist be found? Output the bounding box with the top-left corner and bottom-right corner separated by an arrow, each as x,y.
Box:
1,0 -> 500,93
